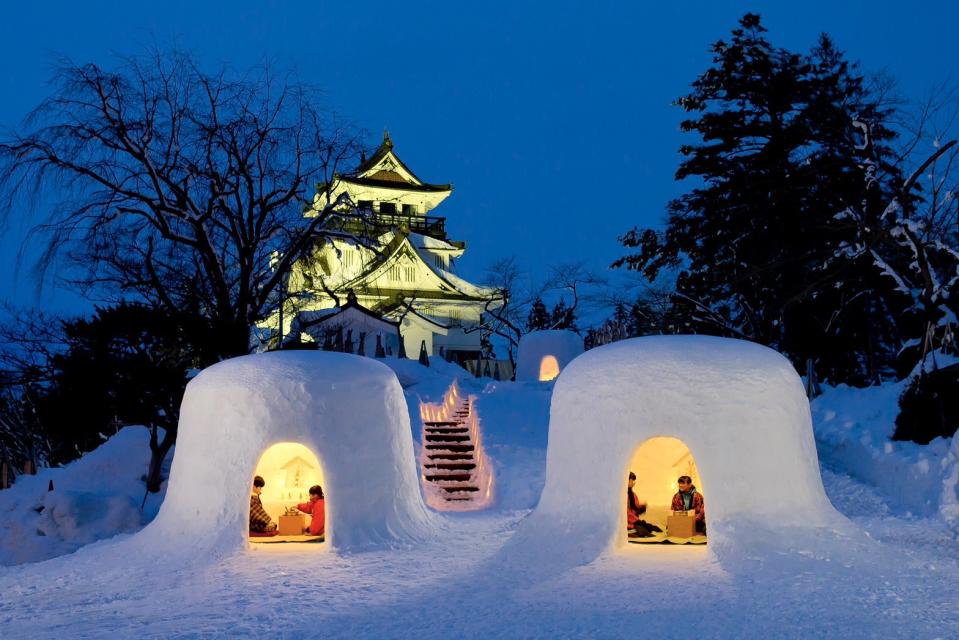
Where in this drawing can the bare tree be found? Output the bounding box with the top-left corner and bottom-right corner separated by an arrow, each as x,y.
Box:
541,262 -> 606,329
894,81 -> 959,246
0,50 -> 364,358
464,256 -> 527,371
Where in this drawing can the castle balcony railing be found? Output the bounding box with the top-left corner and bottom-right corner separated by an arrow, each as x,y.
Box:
330,209 -> 447,240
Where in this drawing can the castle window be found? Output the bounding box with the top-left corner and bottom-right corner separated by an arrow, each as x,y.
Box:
379,202 -> 396,214
388,266 -> 401,281
434,254 -> 446,269
402,204 -> 417,215
404,266 -> 416,282
342,250 -> 354,268
357,200 -> 373,211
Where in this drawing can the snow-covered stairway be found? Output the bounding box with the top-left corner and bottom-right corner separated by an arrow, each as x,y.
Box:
419,380 -> 494,511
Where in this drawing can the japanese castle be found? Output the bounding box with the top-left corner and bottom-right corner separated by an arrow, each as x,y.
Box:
279,132 -> 502,364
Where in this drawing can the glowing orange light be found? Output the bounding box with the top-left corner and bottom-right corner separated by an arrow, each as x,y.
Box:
538,355 -> 560,381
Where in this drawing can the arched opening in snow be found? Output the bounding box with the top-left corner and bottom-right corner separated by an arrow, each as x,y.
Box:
625,436 -> 707,544
538,355 -> 561,381
248,442 -> 326,545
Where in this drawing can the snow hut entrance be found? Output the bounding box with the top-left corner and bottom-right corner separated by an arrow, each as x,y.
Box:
249,442 -> 326,544
538,355 -> 561,381
626,436 -> 707,545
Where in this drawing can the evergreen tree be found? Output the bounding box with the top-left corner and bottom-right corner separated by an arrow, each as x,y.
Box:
615,14 -> 904,383
38,303 -> 217,491
526,296 -> 551,331
550,298 -> 577,331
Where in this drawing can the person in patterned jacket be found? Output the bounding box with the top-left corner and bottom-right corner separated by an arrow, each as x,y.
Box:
249,475 -> 277,532
670,475 -> 706,534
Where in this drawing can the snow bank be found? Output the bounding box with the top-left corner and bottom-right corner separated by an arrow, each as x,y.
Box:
811,381 -> 953,517
377,355 -> 470,389
139,351 -> 436,556
511,335 -> 844,565
0,426 -> 166,566
515,330 -> 583,381
942,431 -> 959,528
471,381 -> 552,511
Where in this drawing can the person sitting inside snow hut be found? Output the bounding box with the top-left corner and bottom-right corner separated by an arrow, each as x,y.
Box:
297,484 -> 325,536
627,471 -> 662,538
670,475 -> 706,534
250,475 -> 277,533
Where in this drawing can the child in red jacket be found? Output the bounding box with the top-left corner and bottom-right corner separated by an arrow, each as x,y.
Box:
297,485 -> 326,536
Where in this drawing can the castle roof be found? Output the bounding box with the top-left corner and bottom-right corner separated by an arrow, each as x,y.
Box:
344,130 -> 452,193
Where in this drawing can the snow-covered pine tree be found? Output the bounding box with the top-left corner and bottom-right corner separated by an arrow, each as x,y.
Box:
615,13 -> 904,384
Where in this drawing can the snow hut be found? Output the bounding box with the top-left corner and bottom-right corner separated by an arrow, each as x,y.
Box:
513,335 -> 843,563
145,351 -> 435,553
515,330 -> 584,382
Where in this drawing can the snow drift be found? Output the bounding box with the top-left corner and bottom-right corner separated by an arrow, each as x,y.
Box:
511,335 -> 846,564
515,330 -> 583,381
141,351 -> 436,555
0,426 -> 167,566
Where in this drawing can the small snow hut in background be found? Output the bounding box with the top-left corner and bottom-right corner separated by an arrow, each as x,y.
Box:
515,330 -> 584,382
512,335 -> 845,564
143,351 -> 435,553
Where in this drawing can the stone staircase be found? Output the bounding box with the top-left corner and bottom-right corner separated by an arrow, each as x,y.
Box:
419,381 -> 493,511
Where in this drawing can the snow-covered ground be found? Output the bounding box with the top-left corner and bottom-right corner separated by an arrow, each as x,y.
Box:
1,353 -> 958,639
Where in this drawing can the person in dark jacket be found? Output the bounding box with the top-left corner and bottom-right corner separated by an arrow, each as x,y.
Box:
627,471 -> 663,538
249,475 -> 277,533
670,475 -> 706,534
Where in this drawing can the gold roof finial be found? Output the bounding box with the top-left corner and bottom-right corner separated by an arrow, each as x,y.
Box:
383,128 -> 393,149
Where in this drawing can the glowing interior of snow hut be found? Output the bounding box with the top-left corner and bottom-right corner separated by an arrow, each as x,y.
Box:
249,442 -> 326,544
538,355 -> 561,381
515,330 -> 584,382
625,436 -> 706,544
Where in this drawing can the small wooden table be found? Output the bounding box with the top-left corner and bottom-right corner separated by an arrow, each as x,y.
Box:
278,513 -> 306,536
666,512 -> 696,538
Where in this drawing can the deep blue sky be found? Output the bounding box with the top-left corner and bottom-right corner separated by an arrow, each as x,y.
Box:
1,1 -> 957,316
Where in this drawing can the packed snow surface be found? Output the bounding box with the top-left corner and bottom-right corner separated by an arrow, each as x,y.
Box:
515,330 -> 584,381
3,343 -> 959,638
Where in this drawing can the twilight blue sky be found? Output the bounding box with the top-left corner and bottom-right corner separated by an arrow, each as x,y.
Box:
1,1 -> 957,317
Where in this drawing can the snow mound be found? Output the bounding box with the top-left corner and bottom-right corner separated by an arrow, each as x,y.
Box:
812,380 -> 954,518
511,335 -> 845,565
515,330 -> 583,381
377,355 -> 470,388
140,351 -> 436,556
0,426 -> 165,566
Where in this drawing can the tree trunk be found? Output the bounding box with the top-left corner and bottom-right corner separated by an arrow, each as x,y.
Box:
145,425 -> 177,494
